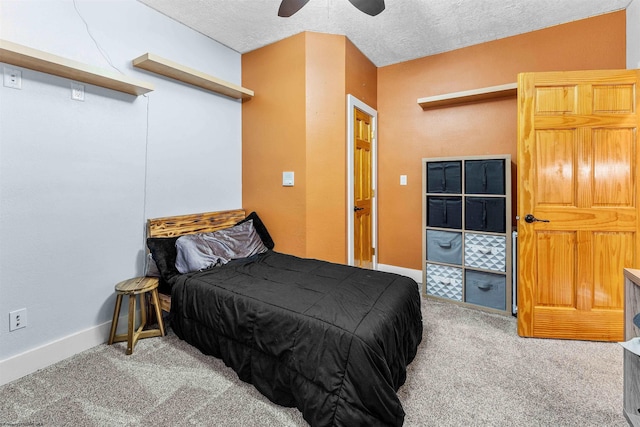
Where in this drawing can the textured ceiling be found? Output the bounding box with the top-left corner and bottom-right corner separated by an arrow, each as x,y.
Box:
138,0 -> 630,67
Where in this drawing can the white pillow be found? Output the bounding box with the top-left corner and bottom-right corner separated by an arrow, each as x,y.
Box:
175,220 -> 268,274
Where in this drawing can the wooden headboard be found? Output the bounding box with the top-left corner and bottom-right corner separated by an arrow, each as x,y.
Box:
147,209 -> 246,238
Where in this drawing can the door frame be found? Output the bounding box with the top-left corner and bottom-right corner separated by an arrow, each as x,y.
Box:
347,94 -> 378,267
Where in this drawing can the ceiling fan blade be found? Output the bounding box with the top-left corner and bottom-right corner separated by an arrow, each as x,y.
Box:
347,0 -> 385,16
278,0 -> 311,17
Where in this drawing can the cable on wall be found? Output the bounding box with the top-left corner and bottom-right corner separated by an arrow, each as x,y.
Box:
72,0 -> 124,75
73,0 -> 152,274
141,93 -> 151,274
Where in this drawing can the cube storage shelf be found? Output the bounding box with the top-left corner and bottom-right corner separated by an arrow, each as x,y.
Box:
422,155 -> 512,315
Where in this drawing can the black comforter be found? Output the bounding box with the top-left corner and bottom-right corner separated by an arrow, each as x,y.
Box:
170,251 -> 423,426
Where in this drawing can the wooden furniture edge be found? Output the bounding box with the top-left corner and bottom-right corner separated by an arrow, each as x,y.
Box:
625,268 -> 640,285
115,276 -> 160,294
132,52 -> 254,100
418,83 -> 517,109
157,292 -> 171,313
147,209 -> 246,238
0,39 -> 154,96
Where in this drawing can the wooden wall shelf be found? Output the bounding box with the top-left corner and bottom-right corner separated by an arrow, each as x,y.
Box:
132,53 -> 254,100
418,83 -> 517,109
0,39 -> 154,96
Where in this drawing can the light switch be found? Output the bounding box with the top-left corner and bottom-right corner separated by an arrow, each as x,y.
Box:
283,171 -> 294,186
400,175 -> 407,186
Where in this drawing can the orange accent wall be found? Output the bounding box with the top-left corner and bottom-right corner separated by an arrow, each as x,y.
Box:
242,33 -> 307,256
305,33 -> 347,262
346,41 -> 377,109
243,32 -> 377,262
377,11 -> 626,270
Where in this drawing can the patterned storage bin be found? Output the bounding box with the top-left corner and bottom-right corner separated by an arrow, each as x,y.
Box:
465,270 -> 506,311
464,233 -> 506,271
426,263 -> 463,301
427,230 -> 462,265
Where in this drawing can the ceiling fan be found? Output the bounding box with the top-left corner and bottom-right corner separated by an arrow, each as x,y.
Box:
278,0 -> 385,17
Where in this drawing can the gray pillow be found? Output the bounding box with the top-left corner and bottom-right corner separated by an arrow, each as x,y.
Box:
175,220 -> 268,274
145,252 -> 161,277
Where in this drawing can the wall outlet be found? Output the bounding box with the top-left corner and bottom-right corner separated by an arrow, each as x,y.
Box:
9,308 -> 27,331
71,82 -> 85,101
3,67 -> 22,89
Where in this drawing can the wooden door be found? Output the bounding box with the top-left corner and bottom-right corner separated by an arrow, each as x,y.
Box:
517,69 -> 640,341
354,107 -> 373,269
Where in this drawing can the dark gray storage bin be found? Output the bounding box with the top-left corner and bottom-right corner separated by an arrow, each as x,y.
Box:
427,230 -> 462,265
465,197 -> 506,233
465,270 -> 506,310
427,196 -> 462,229
427,161 -> 462,194
465,159 -> 505,194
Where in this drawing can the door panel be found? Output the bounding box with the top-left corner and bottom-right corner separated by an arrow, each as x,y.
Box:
593,85 -> 634,113
535,231 -> 576,307
592,232 -> 632,309
518,69 -> 640,341
535,85 -> 576,114
535,130 -> 575,205
592,128 -> 634,206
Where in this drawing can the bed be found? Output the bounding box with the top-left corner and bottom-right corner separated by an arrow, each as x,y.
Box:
146,209 -> 423,427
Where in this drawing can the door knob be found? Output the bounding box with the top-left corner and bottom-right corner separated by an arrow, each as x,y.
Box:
354,206 -> 364,212
524,214 -> 550,223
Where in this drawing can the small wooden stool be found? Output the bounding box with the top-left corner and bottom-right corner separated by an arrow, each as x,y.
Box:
108,277 -> 165,355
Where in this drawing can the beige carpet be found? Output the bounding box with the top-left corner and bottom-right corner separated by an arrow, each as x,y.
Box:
0,298 -> 626,426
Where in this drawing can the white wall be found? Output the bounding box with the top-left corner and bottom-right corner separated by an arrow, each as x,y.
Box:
0,0 -> 242,376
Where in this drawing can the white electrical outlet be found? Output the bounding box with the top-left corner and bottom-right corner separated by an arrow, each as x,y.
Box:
9,308 -> 27,331
71,82 -> 85,101
3,67 -> 22,89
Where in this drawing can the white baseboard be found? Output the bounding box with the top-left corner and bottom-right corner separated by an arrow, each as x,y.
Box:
0,314 -> 128,386
376,263 -> 423,284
